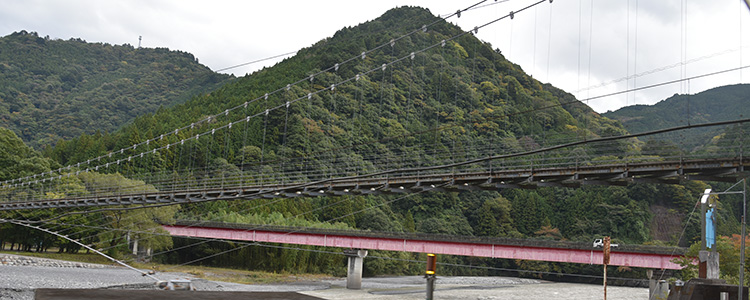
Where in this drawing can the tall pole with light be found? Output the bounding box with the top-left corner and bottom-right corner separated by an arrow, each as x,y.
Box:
741,178 -> 747,300
699,189 -> 712,279
701,189 -> 711,251
701,180 -> 747,298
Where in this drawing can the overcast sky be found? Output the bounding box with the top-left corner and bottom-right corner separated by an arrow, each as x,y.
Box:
1,0 -> 748,113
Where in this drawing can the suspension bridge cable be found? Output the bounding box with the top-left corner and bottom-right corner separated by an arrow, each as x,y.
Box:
226,64 -> 750,177
633,0 -> 639,103
4,0 -> 548,190
574,46 -> 747,95
9,115 -> 750,221
3,0 -> 493,187
4,60 -> 749,204
215,51 -> 298,73
0,218 -> 161,281
4,115 -> 748,209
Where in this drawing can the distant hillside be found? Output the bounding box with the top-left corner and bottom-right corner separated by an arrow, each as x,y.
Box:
603,84 -> 750,150
0,31 -> 231,148
46,6 -> 631,171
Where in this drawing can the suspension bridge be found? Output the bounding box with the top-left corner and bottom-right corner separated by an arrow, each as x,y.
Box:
1,154 -> 747,211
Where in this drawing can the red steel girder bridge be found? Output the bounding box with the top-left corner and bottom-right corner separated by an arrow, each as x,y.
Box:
164,222 -> 685,270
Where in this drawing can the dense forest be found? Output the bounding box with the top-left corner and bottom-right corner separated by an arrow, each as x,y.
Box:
0,31 -> 231,148
603,84 -> 750,151
1,6 -> 748,284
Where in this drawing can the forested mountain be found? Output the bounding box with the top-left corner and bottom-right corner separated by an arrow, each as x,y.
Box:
0,30 -> 231,148
603,84 -> 750,151
45,6 -> 628,169
1,6 -> 738,281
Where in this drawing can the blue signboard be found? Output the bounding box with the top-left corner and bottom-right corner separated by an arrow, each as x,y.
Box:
706,207 -> 716,249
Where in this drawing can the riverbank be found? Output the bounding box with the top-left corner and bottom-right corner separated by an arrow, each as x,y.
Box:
0,253 -> 648,299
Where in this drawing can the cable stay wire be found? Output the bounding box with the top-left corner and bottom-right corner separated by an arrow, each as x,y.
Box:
215,51 -> 298,73
438,0 -> 512,18
0,218 -> 161,281
573,45 -> 749,95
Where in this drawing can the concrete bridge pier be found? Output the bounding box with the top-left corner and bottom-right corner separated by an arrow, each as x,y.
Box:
344,249 -> 368,289
647,270 -> 669,300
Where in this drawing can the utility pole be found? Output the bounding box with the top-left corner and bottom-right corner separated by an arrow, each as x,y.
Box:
701,181 -> 747,298
699,189 -> 718,279
741,178 -> 747,300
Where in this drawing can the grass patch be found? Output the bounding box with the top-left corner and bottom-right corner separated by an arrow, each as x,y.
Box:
131,262 -> 334,284
0,250 -> 114,265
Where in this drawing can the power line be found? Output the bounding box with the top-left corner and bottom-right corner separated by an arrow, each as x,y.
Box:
214,51 -> 297,73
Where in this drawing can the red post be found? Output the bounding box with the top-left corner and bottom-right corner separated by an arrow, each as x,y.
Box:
603,237 -> 611,300
426,253 -> 437,300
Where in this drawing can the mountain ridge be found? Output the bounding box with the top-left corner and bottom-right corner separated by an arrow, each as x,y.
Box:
603,83 -> 750,150
0,30 -> 232,148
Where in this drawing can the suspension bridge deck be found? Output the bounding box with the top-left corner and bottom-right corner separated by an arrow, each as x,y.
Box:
1,157 -> 746,211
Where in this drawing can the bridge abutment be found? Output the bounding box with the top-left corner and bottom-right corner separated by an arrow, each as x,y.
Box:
344,249 -> 368,289
647,270 -> 669,299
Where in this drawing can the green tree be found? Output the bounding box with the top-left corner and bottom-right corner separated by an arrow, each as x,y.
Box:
76,172 -> 177,257
474,196 -> 518,237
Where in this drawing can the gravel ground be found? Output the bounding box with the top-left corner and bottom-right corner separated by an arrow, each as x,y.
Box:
304,276 -> 648,300
0,254 -> 649,299
0,254 -> 331,299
